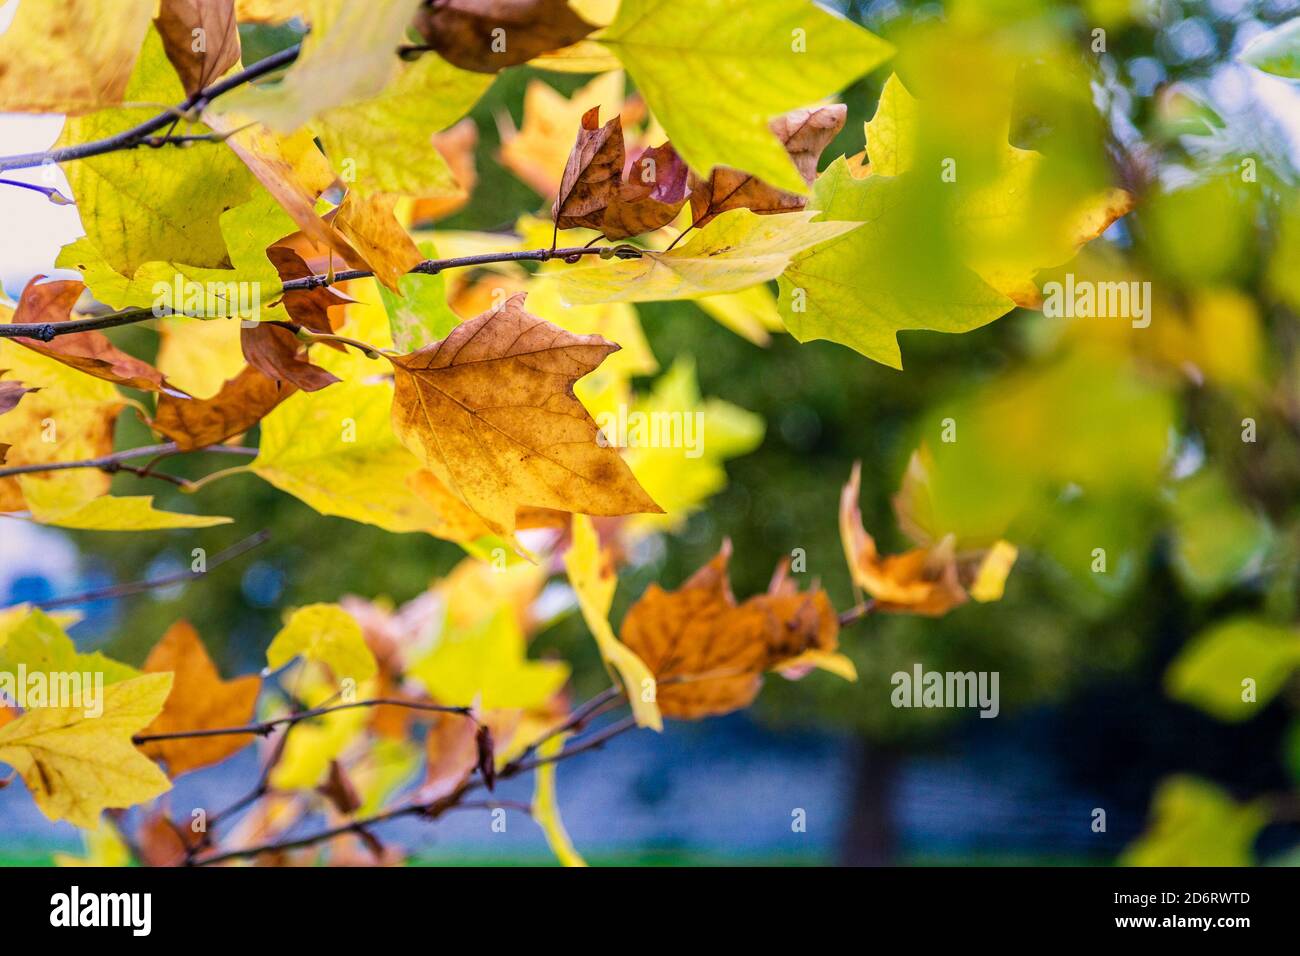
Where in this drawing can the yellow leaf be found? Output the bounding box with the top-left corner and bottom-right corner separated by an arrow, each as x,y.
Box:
0,608 -> 139,685
553,208 -> 859,305
968,541 -> 1018,603
0,0 -> 155,113
563,515 -> 662,731
313,53 -> 492,200
532,734 -> 587,867
155,317 -> 248,400
0,322 -> 122,512
219,0 -> 425,131
599,0 -> 892,194
266,604 -> 378,682
17,474 -> 232,531
53,820 -> 133,867
409,606 -> 567,713
0,673 -> 173,830
695,283 -> 787,346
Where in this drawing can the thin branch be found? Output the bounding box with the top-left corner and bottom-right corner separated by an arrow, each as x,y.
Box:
26,530 -> 270,610
133,698 -> 475,745
0,441 -> 256,480
0,177 -> 73,204
837,600 -> 876,628
0,44 -> 303,173
0,246 -> 643,341
506,716 -> 638,777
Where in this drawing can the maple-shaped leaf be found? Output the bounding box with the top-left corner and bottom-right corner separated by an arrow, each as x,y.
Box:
599,0 -> 892,194
0,0 -> 155,113
554,208 -> 859,304
139,620 -> 262,777
839,460 -> 1017,616
153,365 -> 293,449
414,0 -> 596,73
0,673 -> 173,829
553,107 -> 626,232
9,278 -> 172,393
387,292 -> 662,543
620,541 -> 840,719
689,105 -> 847,228
155,0 -> 242,96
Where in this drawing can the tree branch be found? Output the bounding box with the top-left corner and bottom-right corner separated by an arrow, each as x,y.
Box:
25,529 -> 270,610
0,44 -> 303,173
0,441 -> 257,480
0,246 -> 643,341
133,698 -> 475,745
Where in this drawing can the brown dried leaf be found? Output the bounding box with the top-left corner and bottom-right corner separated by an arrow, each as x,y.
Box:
155,0 -> 242,96
317,759 -> 363,815
241,323 -> 340,392
388,292 -> 662,543
620,541 -> 840,719
139,620 -> 262,777
11,278 -> 172,392
413,0 -> 596,74
417,713 -> 478,804
601,142 -> 690,240
689,105 -> 847,228
553,107 -> 625,232
152,364 -> 291,449
0,377 -> 39,417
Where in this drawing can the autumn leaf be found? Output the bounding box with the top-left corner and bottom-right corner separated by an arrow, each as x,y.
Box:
153,366 -> 290,450
689,105 -> 847,228
17,473 -> 234,531
554,208 -> 859,305
332,191 -> 424,292
266,604 -> 378,683
0,327 -> 122,512
156,317 -> 247,399
532,734 -> 586,866
413,0 -> 596,73
599,0 -> 892,194
563,514 -> 662,731
409,119 -> 482,222
387,292 -> 662,544
0,0 -> 156,113
0,609 -> 139,686
839,460 -> 1016,616
416,712 -> 479,803
9,278 -> 172,392
0,673 -> 173,829
219,0 -> 426,130
0,377 -> 38,417
155,0 -> 242,96
620,541 -> 840,719
553,107 -> 626,232
139,620 -> 262,777
601,142 -> 691,240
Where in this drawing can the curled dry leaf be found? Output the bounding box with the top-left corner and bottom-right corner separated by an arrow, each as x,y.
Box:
620,541 -> 840,719
154,0 -> 242,96
839,458 -> 1018,616
0,377 -> 39,417
689,105 -> 847,228
10,278 -> 173,393
387,292 -> 662,544
139,620 -> 262,777
152,364 -> 293,450
414,0 -> 596,73
602,142 -> 690,240
553,107 -> 626,232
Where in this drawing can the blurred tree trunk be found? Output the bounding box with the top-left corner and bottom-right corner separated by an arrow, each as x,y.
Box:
839,737 -> 898,866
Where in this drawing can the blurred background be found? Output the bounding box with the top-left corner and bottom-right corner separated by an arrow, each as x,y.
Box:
3,0 -> 1300,865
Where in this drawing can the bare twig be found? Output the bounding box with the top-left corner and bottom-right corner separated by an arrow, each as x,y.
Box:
26,530 -> 270,610
0,442 -> 256,480
0,246 -> 643,341
837,600 -> 876,628
0,44 -> 303,173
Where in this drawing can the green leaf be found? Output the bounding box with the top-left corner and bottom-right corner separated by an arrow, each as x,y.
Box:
314,55 -> 492,199
1168,469 -> 1273,598
1122,776 -> 1266,867
378,240 -> 461,351
1165,616 -> 1300,723
600,0 -> 892,193
0,609 -> 139,685
778,157 -> 1012,367
1239,17 -> 1300,78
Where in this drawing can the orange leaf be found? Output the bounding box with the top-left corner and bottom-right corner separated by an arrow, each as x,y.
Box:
139,620 -> 262,777
152,364 -> 292,449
